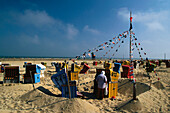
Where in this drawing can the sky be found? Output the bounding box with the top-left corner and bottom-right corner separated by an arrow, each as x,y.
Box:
0,0 -> 170,59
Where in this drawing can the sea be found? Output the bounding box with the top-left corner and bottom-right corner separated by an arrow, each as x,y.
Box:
0,56 -> 148,60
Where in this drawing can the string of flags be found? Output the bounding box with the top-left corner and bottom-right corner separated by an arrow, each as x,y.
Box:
83,31 -> 129,57
111,35 -> 126,58
131,31 -> 147,60
82,29 -> 147,60
103,33 -> 126,57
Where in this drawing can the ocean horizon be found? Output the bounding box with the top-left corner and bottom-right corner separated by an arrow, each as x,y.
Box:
0,56 -> 166,60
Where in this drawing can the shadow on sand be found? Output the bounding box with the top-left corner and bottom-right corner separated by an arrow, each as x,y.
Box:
37,86 -> 61,97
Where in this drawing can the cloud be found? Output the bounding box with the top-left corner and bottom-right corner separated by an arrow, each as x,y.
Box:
18,34 -> 40,45
66,24 -> 79,39
11,9 -> 79,39
118,8 -> 169,31
17,10 -> 56,27
83,25 -> 100,34
146,21 -> 164,31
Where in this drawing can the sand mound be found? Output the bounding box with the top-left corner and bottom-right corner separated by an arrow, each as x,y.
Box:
118,99 -> 143,112
153,81 -> 165,89
20,88 -> 59,108
137,86 -> 169,112
20,87 -> 99,113
118,79 -> 150,96
52,98 -> 99,113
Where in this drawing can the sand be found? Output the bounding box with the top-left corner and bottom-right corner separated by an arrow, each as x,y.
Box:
0,58 -> 169,113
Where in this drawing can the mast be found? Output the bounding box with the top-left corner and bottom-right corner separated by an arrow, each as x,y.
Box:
130,11 -> 137,100
130,11 -> 132,61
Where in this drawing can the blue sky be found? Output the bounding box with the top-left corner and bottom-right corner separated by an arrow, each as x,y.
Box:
0,0 -> 170,59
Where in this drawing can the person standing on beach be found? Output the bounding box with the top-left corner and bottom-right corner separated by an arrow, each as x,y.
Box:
96,71 -> 107,99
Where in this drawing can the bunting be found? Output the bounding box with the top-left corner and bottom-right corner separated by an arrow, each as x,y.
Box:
131,32 -> 148,59
81,30 -> 130,58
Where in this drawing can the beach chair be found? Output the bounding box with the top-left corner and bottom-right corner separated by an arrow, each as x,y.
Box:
105,63 -> 112,69
62,81 -> 77,98
110,71 -> 119,82
51,69 -> 68,91
79,64 -> 90,74
108,81 -> 118,98
68,71 -> 79,81
0,63 -> 10,73
23,64 -> 41,83
93,61 -> 98,66
121,65 -> 132,78
105,69 -> 112,82
113,63 -> 121,73
3,66 -> 20,83
71,63 -> 81,72
146,63 -> 156,72
165,60 -> 170,68
0,65 -> 2,73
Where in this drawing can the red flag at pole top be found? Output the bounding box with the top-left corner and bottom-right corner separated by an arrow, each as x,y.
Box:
130,17 -> 133,22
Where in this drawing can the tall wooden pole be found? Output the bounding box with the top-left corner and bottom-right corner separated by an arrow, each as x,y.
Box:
130,11 -> 137,100
130,11 -> 132,61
